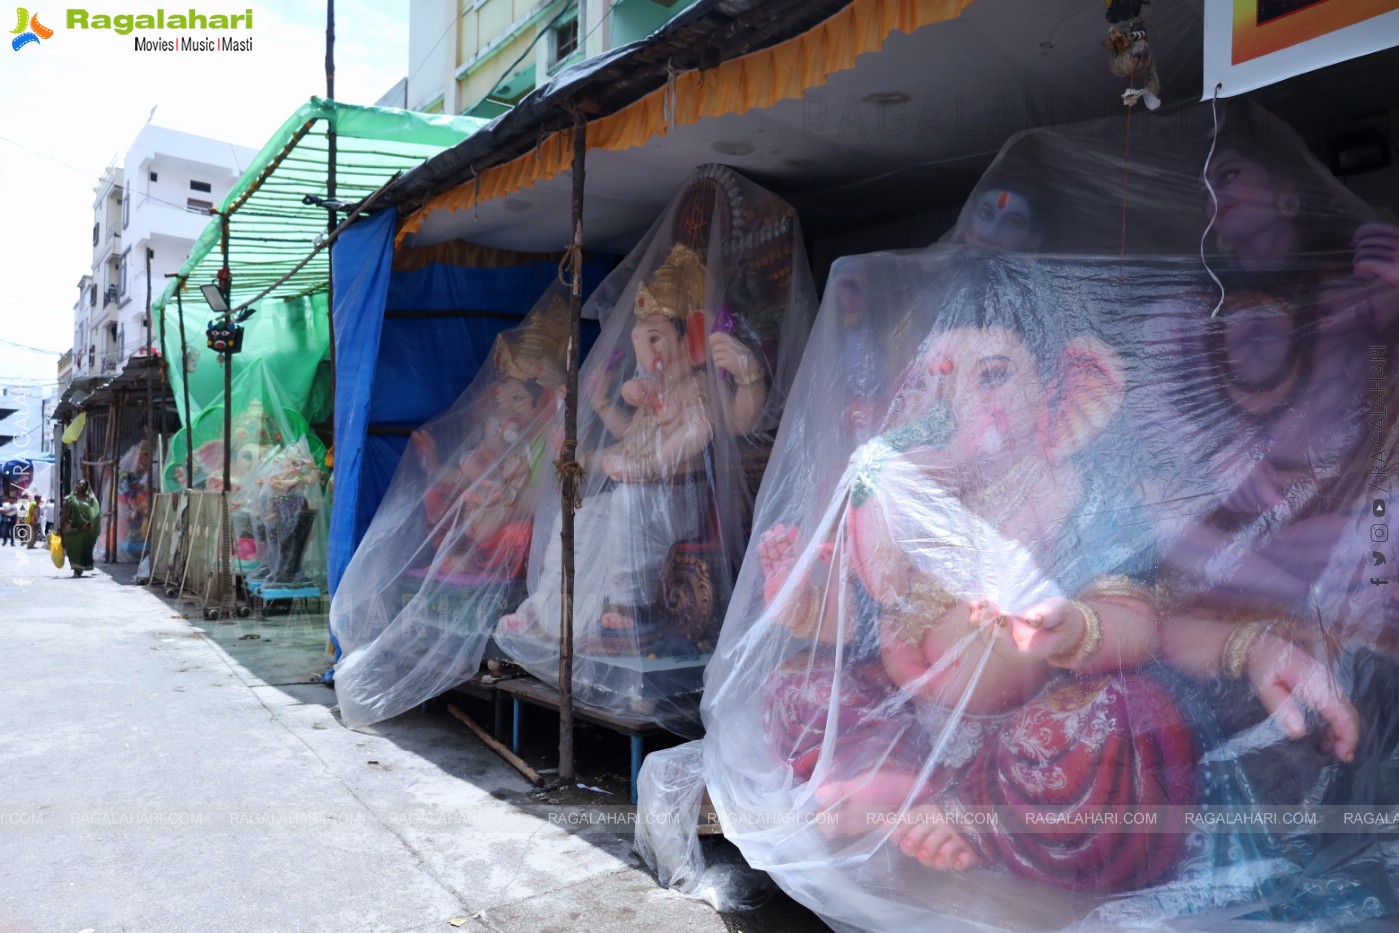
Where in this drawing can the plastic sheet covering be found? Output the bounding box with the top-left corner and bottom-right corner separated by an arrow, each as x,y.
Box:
162,291 -> 331,433
635,741 -> 775,911
326,204 -> 613,595
115,441 -> 155,561
164,359 -> 329,588
331,288 -> 572,728
243,436 -> 328,591
494,165 -> 816,733
701,106 -> 1399,931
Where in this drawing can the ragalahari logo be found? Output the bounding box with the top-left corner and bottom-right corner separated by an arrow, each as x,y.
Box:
11,7 -> 53,50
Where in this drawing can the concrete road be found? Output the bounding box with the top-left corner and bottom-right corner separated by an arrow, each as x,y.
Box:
0,546 -> 734,933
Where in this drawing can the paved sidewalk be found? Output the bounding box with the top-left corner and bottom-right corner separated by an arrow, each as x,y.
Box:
0,546 -> 735,933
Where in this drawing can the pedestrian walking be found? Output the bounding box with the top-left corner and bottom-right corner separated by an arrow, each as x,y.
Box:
0,495 -> 15,545
42,497 -> 54,536
59,481 -> 100,577
24,496 -> 42,548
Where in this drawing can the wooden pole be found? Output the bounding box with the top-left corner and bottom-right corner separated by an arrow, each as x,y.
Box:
144,248 -> 156,529
324,0 -> 335,104
175,285 -> 195,492
220,214 -> 232,497
447,704 -> 541,785
105,393 -> 122,562
219,214 -> 233,613
558,112 -> 586,784
324,0 -> 337,444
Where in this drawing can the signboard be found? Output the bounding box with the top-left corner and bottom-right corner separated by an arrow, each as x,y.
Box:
1204,0 -> 1399,97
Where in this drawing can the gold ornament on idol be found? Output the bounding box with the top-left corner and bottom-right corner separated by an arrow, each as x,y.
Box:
635,243 -> 708,320
492,296 -> 569,386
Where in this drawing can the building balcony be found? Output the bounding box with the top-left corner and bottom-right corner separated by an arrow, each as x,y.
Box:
131,198 -> 216,244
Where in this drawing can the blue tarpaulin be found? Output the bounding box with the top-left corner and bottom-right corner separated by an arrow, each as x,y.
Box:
328,209 -> 609,594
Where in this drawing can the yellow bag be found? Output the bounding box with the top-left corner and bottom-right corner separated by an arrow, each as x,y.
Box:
49,533 -> 64,569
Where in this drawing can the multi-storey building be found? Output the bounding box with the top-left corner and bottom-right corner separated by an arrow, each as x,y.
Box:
67,124 -> 257,383
406,0 -> 698,118
56,124 -> 257,535
72,274 -> 95,377
83,161 -> 125,377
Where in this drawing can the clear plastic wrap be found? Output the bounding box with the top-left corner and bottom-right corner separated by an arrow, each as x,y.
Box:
494,165 -> 817,733
331,289 -> 571,728
164,360 -> 330,585
702,107 -> 1399,931
244,436 -> 327,591
635,740 -> 775,912
163,361 -> 328,500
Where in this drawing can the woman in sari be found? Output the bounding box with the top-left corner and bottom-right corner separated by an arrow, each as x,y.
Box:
59,480 -> 101,577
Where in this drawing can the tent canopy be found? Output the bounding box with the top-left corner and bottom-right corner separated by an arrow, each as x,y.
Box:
154,97 -> 485,314
389,0 -> 1399,263
152,99 -> 486,429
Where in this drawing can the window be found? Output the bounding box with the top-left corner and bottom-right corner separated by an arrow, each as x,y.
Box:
92,223 -> 99,247
122,190 -> 130,229
551,17 -> 578,66
149,170 -> 158,182
187,198 -> 213,215
118,249 -> 130,299
88,285 -> 96,307
190,179 -> 212,193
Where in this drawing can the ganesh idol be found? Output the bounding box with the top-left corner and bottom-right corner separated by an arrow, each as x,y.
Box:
498,243 -> 765,646
495,164 -> 816,729
332,290 -> 574,729
410,303 -> 568,580
699,246 -> 1361,931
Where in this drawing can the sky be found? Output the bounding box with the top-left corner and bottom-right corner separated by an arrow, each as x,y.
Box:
0,1 -> 413,387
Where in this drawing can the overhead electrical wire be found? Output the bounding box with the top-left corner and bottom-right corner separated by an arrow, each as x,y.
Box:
0,337 -> 64,356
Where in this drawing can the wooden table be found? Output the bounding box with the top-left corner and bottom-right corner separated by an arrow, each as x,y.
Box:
494,675 -> 667,803
445,672 -> 512,742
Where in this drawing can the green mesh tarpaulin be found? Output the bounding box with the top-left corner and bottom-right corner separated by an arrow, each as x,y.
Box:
154,97 -> 485,428
164,291 -> 332,426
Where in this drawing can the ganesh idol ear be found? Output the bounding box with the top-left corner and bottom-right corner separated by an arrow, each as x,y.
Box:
1036,335 -> 1126,463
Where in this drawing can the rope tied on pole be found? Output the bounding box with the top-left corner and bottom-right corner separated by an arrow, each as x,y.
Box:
554,441 -> 585,511
556,238 -> 583,289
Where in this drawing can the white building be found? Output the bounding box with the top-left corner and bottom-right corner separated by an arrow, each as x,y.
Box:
405,0 -> 698,118
70,124 -> 257,381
